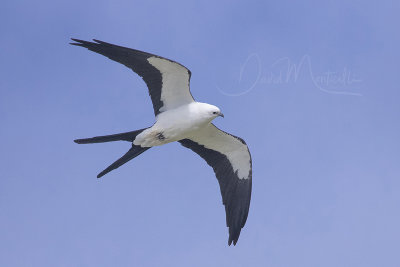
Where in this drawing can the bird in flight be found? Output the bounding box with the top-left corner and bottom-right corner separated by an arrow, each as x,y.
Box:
71,39 -> 252,245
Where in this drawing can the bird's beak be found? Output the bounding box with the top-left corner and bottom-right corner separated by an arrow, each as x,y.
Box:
219,113 -> 224,118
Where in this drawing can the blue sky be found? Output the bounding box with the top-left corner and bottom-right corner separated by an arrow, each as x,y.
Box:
1,0 -> 399,266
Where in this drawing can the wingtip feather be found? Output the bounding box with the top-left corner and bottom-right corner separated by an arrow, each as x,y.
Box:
228,237 -> 238,246
69,38 -> 99,48
70,38 -> 82,44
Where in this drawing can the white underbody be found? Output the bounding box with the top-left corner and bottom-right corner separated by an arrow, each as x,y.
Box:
133,101 -> 251,179
133,102 -> 216,147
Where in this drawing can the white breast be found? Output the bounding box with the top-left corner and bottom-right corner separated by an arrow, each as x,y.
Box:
133,103 -> 212,147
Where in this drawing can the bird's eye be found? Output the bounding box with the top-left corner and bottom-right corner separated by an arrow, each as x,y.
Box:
213,112 -> 217,114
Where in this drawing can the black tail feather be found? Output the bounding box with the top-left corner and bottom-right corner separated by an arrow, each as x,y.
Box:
74,128 -> 147,144
228,226 -> 242,246
97,145 -> 150,178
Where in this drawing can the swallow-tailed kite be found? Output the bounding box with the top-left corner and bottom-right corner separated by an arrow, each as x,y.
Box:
71,39 -> 252,245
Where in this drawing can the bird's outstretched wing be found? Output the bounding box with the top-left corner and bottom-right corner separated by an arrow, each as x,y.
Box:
179,124 -> 252,245
70,38 -> 194,116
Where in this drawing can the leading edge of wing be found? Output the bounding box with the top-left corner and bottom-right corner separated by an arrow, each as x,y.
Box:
70,38 -> 192,78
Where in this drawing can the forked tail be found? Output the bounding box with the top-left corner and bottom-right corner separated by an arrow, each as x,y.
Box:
74,128 -> 150,178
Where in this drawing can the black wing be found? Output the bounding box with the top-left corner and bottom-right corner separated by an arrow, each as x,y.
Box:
70,38 -> 194,115
179,124 -> 252,245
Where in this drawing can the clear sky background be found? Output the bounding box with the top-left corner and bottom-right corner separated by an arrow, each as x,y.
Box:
1,0 -> 399,266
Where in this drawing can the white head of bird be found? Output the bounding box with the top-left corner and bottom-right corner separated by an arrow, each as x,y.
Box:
196,103 -> 224,122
